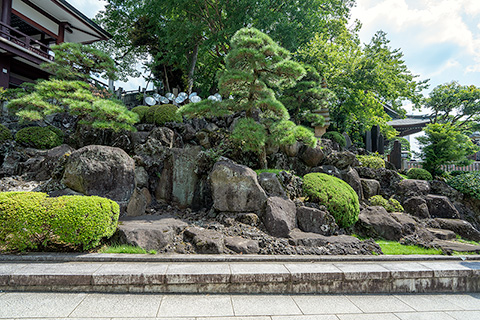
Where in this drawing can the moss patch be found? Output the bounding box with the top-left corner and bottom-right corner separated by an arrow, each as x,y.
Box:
15,126 -> 63,149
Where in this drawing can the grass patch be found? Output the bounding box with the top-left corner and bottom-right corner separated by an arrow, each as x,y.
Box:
99,244 -> 157,254
376,240 -> 443,255
455,235 -> 480,246
399,173 -> 408,180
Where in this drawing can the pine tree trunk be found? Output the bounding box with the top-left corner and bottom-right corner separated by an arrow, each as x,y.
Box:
187,43 -> 199,94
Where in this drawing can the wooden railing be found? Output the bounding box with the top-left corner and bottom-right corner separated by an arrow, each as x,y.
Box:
0,21 -> 54,61
406,161 -> 480,172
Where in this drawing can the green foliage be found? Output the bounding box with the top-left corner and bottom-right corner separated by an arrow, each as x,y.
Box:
99,244 -> 156,254
447,172 -> 480,200
303,173 -> 359,228
406,168 -> 433,181
7,79 -> 138,132
369,195 -> 404,212
376,240 -> 443,255
386,137 -> 411,159
417,123 -> 479,176
15,126 -> 63,149
0,124 -> 12,143
0,192 -> 119,251
426,81 -> 480,130
269,120 -> 317,149
131,106 -> 149,123
153,104 -> 182,125
231,118 -> 266,153
298,28 -> 427,142
42,42 -> 117,81
254,169 -> 289,176
356,154 -> 385,169
323,131 -> 346,148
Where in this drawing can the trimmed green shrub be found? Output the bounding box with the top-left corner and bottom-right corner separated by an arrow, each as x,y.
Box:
356,154 -> 385,169
153,104 -> 182,125
303,173 -> 359,228
323,131 -> 346,148
447,172 -> 480,200
369,195 -> 404,212
15,126 -> 63,149
0,192 -> 119,251
406,168 -> 433,180
131,105 -> 149,123
0,124 -> 12,143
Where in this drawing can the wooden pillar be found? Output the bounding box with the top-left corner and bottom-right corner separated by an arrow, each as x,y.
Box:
0,55 -> 11,89
57,22 -> 66,44
1,0 -> 12,25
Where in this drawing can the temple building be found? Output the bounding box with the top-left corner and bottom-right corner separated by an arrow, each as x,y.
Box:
0,0 -> 109,88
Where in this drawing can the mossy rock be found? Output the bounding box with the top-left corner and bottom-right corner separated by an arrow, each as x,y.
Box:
0,124 -> 12,143
407,168 -> 432,180
15,126 -> 63,149
369,195 -> 404,212
356,154 -> 385,169
153,104 -> 182,125
303,173 -> 360,228
323,131 -> 346,148
0,191 -> 119,251
131,105 -> 149,123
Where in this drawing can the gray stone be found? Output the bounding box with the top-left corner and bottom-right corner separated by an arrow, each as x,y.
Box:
183,226 -> 224,254
296,206 -> 338,236
116,215 -> 188,251
134,166 -> 149,188
396,179 -> 431,200
210,160 -> 267,212
430,180 -> 464,202
341,167 -> 363,200
324,151 -> 359,170
389,212 -> 418,236
427,228 -> 457,240
148,127 -> 175,148
62,145 -> 135,203
282,142 -> 301,157
258,172 -> 287,198
433,218 -> 480,241
263,197 -> 297,238
224,236 -> 259,254
361,178 -> 381,199
155,146 -> 201,207
236,213 -> 259,226
299,145 -> 324,167
425,194 -> 460,219
22,144 -> 74,181
355,167 -> 402,198
311,165 -> 341,179
126,188 -> 147,217
403,196 -> 430,219
356,206 -> 403,241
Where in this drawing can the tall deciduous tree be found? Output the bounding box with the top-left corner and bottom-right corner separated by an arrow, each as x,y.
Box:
298,28 -> 428,142
426,81 -> 480,131
96,0 -> 355,94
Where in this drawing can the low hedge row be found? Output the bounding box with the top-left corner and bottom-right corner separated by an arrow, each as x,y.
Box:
0,192 -> 119,251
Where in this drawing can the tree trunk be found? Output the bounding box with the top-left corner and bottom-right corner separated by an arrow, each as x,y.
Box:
187,43 -> 199,94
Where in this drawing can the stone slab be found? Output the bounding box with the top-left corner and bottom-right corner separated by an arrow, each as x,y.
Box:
165,263 -> 231,284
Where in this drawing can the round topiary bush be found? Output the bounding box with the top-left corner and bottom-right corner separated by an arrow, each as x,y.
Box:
303,173 -> 360,228
447,172 -> 480,200
406,168 -> 433,180
145,105 -> 162,123
131,105 -> 149,123
0,192 -> 120,251
0,124 -> 12,143
15,126 -> 63,149
153,104 -> 182,125
323,131 -> 346,148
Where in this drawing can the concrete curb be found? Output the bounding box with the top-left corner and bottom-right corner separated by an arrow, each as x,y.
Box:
1,258 -> 480,294
2,253 -> 480,263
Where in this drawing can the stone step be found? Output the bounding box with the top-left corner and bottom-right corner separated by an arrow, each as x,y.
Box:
1,254 -> 480,294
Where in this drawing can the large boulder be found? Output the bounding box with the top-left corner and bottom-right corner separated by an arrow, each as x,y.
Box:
62,145 -> 135,204
429,180 -> 463,202
263,196 -> 297,237
21,144 -> 74,181
396,179 -> 430,200
299,145 -> 324,167
224,236 -> 259,254
361,178 -> 381,199
323,151 -> 358,170
210,160 -> 267,212
341,167 -> 363,201
355,206 -> 403,241
432,218 -> 480,241
296,206 -> 338,236
311,165 -> 341,179
183,226 -> 224,254
425,195 -> 460,219
115,216 -> 188,251
403,196 -> 430,219
355,167 -> 402,198
155,146 -> 202,208
258,172 -> 287,198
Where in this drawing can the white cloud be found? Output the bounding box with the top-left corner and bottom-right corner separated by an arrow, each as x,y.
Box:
67,0 -> 106,19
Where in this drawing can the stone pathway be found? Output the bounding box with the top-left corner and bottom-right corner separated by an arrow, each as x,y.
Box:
0,292 -> 480,319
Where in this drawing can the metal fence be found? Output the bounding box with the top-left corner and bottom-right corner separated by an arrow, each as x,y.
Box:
405,161 -> 480,172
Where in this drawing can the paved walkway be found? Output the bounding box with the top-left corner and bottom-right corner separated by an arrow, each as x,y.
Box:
1,291 -> 480,319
